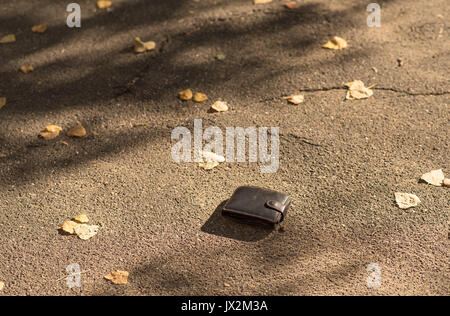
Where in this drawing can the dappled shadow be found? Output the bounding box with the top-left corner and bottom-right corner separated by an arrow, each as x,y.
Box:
0,0 -> 388,115
0,0 -> 398,188
91,220 -> 449,296
0,124 -> 169,187
92,222 -> 324,295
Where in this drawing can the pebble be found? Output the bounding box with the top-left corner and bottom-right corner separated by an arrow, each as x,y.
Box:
443,179 -> 450,187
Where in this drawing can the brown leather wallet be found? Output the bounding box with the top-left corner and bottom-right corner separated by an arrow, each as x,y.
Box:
222,186 -> 291,227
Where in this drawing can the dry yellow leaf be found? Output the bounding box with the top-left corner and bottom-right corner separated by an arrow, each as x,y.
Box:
61,221 -> 80,235
134,37 -> 156,53
284,1 -> 301,9
97,0 -> 112,9
73,213 -> 89,224
0,97 -> 6,109
210,100 -> 229,112
199,161 -> 219,170
201,151 -> 225,163
254,0 -> 272,4
322,36 -> 348,50
20,65 -> 34,73
40,125 -> 62,140
395,193 -> 421,209
345,80 -> 374,100
32,24 -> 47,33
0,282 -> 4,291
143,41 -> 156,51
39,131 -> 58,140
67,124 -> 86,138
193,92 -> 208,103
0,34 -> 16,44
74,224 -> 99,240
420,169 -> 445,187
46,125 -> 62,133
283,94 -> 304,105
105,270 -> 129,285
178,89 -> 193,101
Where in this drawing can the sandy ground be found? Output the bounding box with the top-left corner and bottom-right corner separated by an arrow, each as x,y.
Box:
0,0 -> 448,296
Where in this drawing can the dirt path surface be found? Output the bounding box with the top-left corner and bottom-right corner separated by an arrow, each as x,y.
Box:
0,0 -> 448,296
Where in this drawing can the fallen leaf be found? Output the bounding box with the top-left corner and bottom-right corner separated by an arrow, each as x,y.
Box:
284,1 -> 301,9
201,151 -> 225,163
420,169 -> 445,187
61,221 -> 80,235
345,80 -> 374,100
134,37 -> 156,53
199,161 -> 219,170
198,151 -> 224,170
254,0 -> 272,4
193,92 -> 208,103
67,124 -> 87,138
443,179 -> 450,188
61,141 -> 69,146
210,100 -> 229,112
46,125 -> 63,133
0,34 -> 16,44
39,125 -> 62,140
224,282 -> 231,287
20,65 -> 34,73
178,89 -> 193,101
97,0 -> 112,9
104,271 -> 129,285
0,97 -> 6,109
283,94 -> 304,105
0,282 -> 4,291
322,36 -> 348,50
395,192 -> 421,209
73,213 -> 89,224
216,54 -> 226,61
74,224 -> 99,240
39,131 -> 59,140
32,24 -> 47,33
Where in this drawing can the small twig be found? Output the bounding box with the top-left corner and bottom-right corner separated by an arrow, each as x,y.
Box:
54,270 -> 90,282
285,133 -> 322,147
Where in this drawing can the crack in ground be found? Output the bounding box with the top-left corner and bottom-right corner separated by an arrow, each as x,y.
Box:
114,5 -> 449,101
259,86 -> 449,104
282,87 -> 450,96
282,133 -> 323,147
372,87 -> 450,96
115,34 -> 172,98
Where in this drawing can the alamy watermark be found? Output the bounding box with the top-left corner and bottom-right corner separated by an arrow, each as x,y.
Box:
67,3 -> 81,28
171,119 -> 280,174
66,263 -> 82,288
366,263 -> 382,288
367,3 -> 381,27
